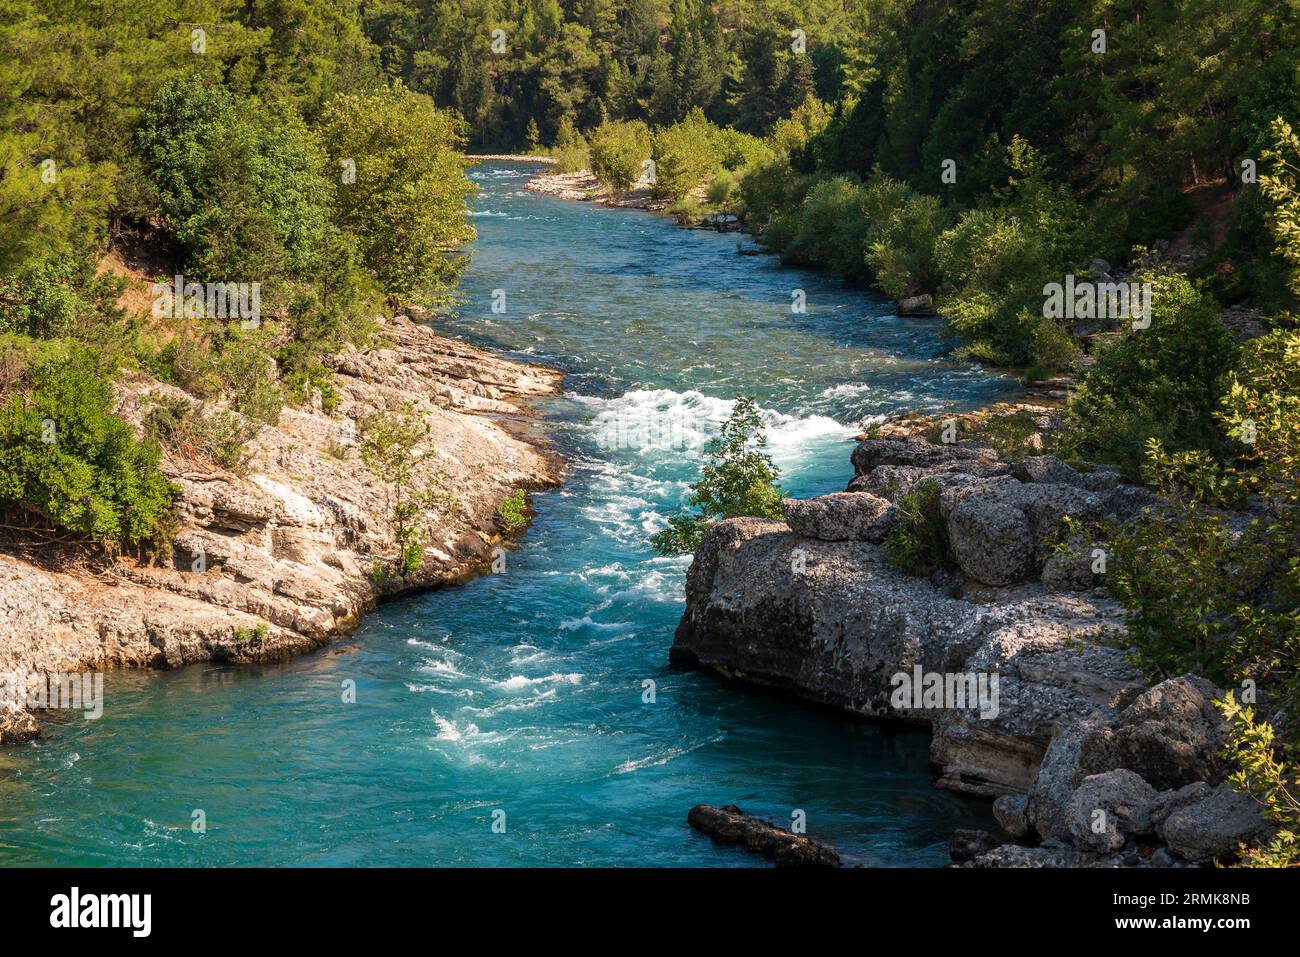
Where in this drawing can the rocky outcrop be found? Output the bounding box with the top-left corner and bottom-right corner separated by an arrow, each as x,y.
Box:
780,492 -> 894,542
672,432 -> 1270,866
687,804 -> 842,867
0,314 -> 561,739
1076,675 -> 1229,790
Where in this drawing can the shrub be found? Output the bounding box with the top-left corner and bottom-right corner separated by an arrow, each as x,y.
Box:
882,479 -> 952,576
496,489 -> 528,533
651,109 -> 720,201
864,184 -> 949,300
0,342 -> 175,551
787,177 -> 871,278
706,170 -> 736,208
359,401 -> 453,575
933,138 -> 1089,364
650,396 -> 784,555
1101,331 -> 1299,725
550,118 -> 590,173
588,120 -> 651,194
1218,695 -> 1300,867
137,74 -> 333,291
1055,273 -> 1239,477
736,158 -> 798,231
711,127 -> 775,172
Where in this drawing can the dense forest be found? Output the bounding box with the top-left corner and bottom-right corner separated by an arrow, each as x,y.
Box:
1,1 -> 1298,864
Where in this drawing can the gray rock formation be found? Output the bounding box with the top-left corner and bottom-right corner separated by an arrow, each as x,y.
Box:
1,314 -> 562,738
1067,769 -> 1158,853
671,432 -> 1267,866
780,492 -> 894,542
1158,783 -> 1272,863
1078,675 -> 1229,791
992,793 -> 1031,840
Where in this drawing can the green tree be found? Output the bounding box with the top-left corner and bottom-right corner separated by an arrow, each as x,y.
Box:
321,82 -> 474,306
589,119 -> 651,193
650,396 -> 784,555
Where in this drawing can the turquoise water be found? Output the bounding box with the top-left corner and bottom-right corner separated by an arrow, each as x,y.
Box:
0,163 -> 1019,867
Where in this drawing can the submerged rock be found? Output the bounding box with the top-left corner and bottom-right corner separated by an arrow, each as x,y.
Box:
687,804 -> 842,867
897,294 -> 937,316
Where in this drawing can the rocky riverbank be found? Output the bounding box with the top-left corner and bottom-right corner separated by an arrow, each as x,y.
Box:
525,168 -> 682,211
670,431 -> 1273,866
0,312 -> 562,743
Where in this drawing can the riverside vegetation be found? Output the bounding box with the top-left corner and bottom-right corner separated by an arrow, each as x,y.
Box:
2,1 -> 1298,866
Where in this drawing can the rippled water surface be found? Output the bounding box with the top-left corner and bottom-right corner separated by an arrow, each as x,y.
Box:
0,163 -> 1019,866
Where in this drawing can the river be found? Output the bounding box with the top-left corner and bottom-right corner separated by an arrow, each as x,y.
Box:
0,162 -> 1020,866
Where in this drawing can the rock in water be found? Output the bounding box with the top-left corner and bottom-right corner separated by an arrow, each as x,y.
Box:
949,828 -> 1002,863
687,804 -> 842,867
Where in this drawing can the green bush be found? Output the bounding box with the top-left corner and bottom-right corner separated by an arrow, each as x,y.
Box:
0,341 -> 175,551
496,489 -> 528,533
711,127 -> 775,172
1218,696 -> 1300,867
882,479 -> 953,576
651,396 -> 784,555
864,183 -> 949,300
651,109 -> 720,201
1101,330 -> 1299,726
933,138 -> 1089,364
786,177 -> 872,278
589,120 -> 651,194
321,82 -> 474,307
137,74 -> 334,292
1056,273 -> 1239,477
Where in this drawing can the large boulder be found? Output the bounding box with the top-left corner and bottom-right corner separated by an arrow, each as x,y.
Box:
939,478 -> 1103,586
1067,769 -> 1159,853
1079,676 -> 1229,791
1158,782 -> 1270,863
780,492 -> 894,543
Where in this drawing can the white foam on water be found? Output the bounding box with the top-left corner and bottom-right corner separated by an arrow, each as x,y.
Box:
493,672 -> 584,692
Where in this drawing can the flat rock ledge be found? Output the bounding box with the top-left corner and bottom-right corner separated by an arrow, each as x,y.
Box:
0,313 -> 562,742
687,804 -> 842,867
671,435 -> 1272,867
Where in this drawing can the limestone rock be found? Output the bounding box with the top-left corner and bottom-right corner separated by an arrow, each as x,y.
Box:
780,492 -> 894,542
897,294 -> 937,316
1067,769 -> 1158,853
1159,782 -> 1270,863
992,793 -> 1032,840
0,314 -> 562,739
1079,676 -> 1229,791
